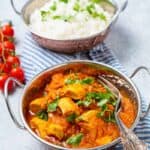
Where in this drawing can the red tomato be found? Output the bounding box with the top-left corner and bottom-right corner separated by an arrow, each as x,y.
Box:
0,74 -> 13,92
10,67 -> 25,83
0,41 -> 15,57
4,41 -> 15,50
2,24 -> 14,37
0,43 -> 2,56
0,63 -> 11,73
6,56 -> 20,69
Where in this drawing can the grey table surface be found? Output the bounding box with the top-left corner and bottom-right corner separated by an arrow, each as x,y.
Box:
0,0 -> 150,149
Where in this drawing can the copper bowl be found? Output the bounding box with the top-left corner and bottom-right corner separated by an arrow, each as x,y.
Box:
10,0 -> 128,53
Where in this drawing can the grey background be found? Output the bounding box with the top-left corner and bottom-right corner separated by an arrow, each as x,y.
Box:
0,0 -> 150,149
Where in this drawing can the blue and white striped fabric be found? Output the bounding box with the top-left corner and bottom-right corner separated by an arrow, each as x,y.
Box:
21,32 -> 150,149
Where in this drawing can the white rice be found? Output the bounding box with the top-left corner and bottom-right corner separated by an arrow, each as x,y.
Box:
29,0 -> 114,40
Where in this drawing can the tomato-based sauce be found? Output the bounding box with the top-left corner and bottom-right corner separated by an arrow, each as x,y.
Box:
25,68 -> 137,148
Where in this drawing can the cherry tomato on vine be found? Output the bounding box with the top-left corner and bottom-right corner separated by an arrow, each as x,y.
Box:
2,24 -> 14,37
6,56 -> 20,69
0,41 -> 15,51
4,41 -> 15,50
0,42 -> 15,58
0,22 -> 25,92
10,67 -> 25,83
0,63 -> 11,73
0,74 -> 13,92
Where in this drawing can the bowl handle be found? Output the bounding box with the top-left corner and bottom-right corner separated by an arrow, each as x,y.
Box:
130,66 -> 150,119
4,77 -> 26,130
120,0 -> 128,12
10,0 -> 23,15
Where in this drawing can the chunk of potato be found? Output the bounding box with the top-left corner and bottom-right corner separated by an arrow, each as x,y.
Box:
77,110 -> 99,122
96,136 -> 113,145
46,73 -> 64,90
58,97 -> 80,115
30,117 -> 47,138
46,123 -> 64,140
29,97 -> 47,114
63,84 -> 86,99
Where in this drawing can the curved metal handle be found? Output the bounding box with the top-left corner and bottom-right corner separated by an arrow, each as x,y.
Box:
120,0 -> 128,12
4,77 -> 26,130
10,0 -> 21,15
130,66 -> 150,118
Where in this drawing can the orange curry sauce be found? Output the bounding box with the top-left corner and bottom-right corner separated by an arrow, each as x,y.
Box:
25,67 -> 137,148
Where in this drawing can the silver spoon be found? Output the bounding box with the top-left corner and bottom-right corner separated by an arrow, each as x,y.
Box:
98,76 -> 148,150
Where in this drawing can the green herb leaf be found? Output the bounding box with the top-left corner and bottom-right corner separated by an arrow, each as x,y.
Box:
81,77 -> 94,84
52,15 -> 62,19
97,99 -> 109,107
66,133 -> 83,146
59,0 -> 68,3
97,104 -> 107,117
66,113 -> 77,123
47,96 -> 59,112
104,112 -> 116,123
97,105 -> 116,123
110,99 -> 117,106
86,4 -> 95,14
86,3 -> 106,21
85,92 -> 112,102
53,15 -> 73,22
73,2 -> 80,12
50,2 -> 57,11
98,13 -> 106,21
40,10 -> 50,21
77,98 -> 92,107
77,92 -> 98,107
91,0 -> 101,3
91,0 -> 113,5
36,110 -> 48,121
65,78 -> 78,84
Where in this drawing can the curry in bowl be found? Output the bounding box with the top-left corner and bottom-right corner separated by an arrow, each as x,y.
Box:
25,66 -> 137,148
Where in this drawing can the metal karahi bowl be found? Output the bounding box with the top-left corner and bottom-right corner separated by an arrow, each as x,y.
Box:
4,60 -> 150,150
10,0 -> 127,53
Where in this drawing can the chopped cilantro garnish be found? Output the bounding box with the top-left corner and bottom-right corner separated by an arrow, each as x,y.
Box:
65,78 -> 79,84
77,91 -> 115,108
53,15 -> 73,22
81,77 -> 94,84
104,112 -> 116,123
65,77 -> 94,85
97,104 -> 116,123
97,104 -> 107,117
40,10 -> 50,21
86,4 -> 106,21
50,2 -> 57,11
59,0 -> 68,3
36,110 -> 48,121
66,113 -> 77,123
91,0 -> 113,6
77,98 -> 92,107
47,96 -> 59,112
73,2 -> 80,12
66,133 -> 83,146
99,13 -> 106,21
86,4 -> 95,14
97,98 -> 109,107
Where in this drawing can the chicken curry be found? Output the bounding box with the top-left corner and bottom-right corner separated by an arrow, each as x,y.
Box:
26,69 -> 137,148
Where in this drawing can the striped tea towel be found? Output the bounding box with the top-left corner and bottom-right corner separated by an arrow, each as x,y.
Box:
21,32 -> 150,149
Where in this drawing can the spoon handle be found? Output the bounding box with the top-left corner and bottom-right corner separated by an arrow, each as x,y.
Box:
120,123 -> 148,150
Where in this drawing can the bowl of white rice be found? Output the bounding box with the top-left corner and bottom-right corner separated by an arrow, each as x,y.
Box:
15,0 -> 127,53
